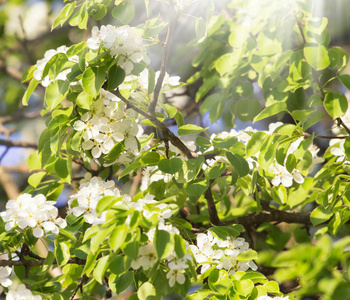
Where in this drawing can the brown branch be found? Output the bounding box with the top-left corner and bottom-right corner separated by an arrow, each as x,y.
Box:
303,132 -> 348,139
148,1 -> 176,116
0,139 -> 37,149
226,209 -> 311,227
69,274 -> 87,300
204,181 -> 222,226
113,89 -> 197,159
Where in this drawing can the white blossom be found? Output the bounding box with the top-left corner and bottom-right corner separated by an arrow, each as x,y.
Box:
0,194 -> 66,238
0,266 -> 12,293
86,25 -> 149,74
6,284 -> 42,300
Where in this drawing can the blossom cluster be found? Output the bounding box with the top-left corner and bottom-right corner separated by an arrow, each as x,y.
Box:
5,284 -> 42,300
68,175 -> 121,225
73,88 -> 142,160
68,175 -> 173,226
86,25 -> 150,74
33,45 -> 78,87
189,231 -> 257,275
0,193 -> 66,238
0,266 -> 12,294
208,122 -> 324,188
131,223 -> 192,287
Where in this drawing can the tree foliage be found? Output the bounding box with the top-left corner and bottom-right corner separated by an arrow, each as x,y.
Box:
1,0 -> 350,299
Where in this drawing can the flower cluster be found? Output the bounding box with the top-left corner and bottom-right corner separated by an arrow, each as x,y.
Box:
33,45 -> 78,87
0,194 -> 66,238
131,223 -> 192,287
87,25 -> 150,74
257,296 -> 289,300
0,266 -> 12,294
68,175 -> 121,225
207,123 -> 324,188
73,89 -> 142,160
6,284 -> 42,300
189,231 -> 257,275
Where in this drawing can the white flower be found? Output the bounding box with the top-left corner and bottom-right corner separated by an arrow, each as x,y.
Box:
329,139 -> 348,162
271,163 -> 296,187
131,243 -> 157,270
0,266 -> 12,293
166,269 -> 186,287
6,284 -> 42,300
0,194 -> 66,237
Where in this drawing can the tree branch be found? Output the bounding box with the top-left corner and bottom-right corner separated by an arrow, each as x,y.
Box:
113,89 -> 197,159
204,181 -> 222,226
148,1 -> 176,116
226,209 -> 311,227
0,139 -> 37,149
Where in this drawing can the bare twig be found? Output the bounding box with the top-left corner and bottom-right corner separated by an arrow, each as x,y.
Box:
148,1 -> 176,116
0,140 -> 37,149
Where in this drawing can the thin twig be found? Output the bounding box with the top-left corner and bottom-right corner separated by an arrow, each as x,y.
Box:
148,1 -> 176,116
69,274 -> 87,300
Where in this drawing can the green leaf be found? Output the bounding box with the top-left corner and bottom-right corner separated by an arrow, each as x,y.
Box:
55,159 -> 71,183
76,90 -> 93,109
110,271 -> 134,294
226,152 -> 249,177
67,42 -> 86,57
96,196 -> 120,215
160,103 -> 177,119
45,80 -> 70,111
138,282 -> 161,300
22,79 -> 39,106
109,224 -> 128,251
109,255 -> 127,275
107,65 -> 126,90
158,157 -> 182,174
236,249 -> 258,261
82,67 -> 105,97
52,2 -> 76,30
246,132 -> 268,157
93,255 -> 109,284
215,53 -> 239,76
21,65 -> 36,83
27,151 -> 41,171
54,241 -> 70,266
264,281 -> 280,294
235,99 -> 261,122
210,225 -> 242,240
88,3 -> 107,20
185,178 -> 209,198
28,172 -> 46,188
112,2 -> 135,24
324,92 -> 348,119
311,206 -> 333,226
304,45 -> 330,70
174,234 -> 186,259
253,102 -> 287,122
234,279 -> 254,297
178,124 -> 206,136
37,251 -> 54,276
154,229 -> 173,260
195,17 -> 207,43
339,74 -> 350,90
